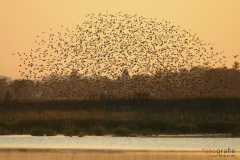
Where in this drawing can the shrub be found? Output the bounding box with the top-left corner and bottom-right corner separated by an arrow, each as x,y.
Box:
45,129 -> 55,136
78,131 -> 86,137
147,120 -> 168,133
64,129 -> 75,137
105,119 -> 125,130
126,124 -> 138,132
177,124 -> 194,134
93,127 -> 105,136
231,127 -> 240,137
112,127 -> 131,136
166,122 -> 177,133
31,128 -> 45,136
129,133 -> 137,137
0,122 -> 7,128
73,127 -> 80,135
0,127 -> 10,135
140,129 -> 152,136
197,121 -> 233,133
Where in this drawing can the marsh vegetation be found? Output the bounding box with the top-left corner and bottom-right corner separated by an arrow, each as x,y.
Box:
0,97 -> 239,137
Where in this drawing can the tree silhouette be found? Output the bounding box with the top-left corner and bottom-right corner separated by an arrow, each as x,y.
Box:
13,12 -> 234,99
0,78 -> 9,99
10,79 -> 34,98
3,90 -> 12,103
69,69 -> 79,82
122,69 -> 130,79
232,61 -> 240,70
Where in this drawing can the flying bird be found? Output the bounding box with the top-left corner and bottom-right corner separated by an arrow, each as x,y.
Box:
13,12 -> 232,99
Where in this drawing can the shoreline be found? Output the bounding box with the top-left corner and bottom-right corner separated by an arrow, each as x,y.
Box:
0,133 -> 234,138
0,148 -> 202,153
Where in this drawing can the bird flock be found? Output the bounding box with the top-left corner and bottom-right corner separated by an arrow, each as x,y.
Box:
12,12 -> 235,99
15,12 -> 226,80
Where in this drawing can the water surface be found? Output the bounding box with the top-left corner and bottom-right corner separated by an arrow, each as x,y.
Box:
0,136 -> 239,152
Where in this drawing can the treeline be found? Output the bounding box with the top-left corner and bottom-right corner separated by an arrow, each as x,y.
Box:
0,65 -> 240,102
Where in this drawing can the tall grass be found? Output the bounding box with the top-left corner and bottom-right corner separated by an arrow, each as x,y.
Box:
0,97 -> 240,135
1,118 -> 240,135
1,98 -> 240,123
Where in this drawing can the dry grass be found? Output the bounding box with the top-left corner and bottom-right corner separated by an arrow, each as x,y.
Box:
0,108 -> 138,123
0,107 -> 240,124
0,98 -> 239,135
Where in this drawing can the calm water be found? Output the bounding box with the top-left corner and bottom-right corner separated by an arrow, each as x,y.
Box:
0,136 -> 239,151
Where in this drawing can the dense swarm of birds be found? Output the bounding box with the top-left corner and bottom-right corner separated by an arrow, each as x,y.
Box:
12,12 -> 237,99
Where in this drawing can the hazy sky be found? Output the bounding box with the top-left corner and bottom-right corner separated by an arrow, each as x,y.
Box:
0,0 -> 240,80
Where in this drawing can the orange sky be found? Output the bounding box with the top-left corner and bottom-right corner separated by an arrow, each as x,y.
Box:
0,0 -> 240,80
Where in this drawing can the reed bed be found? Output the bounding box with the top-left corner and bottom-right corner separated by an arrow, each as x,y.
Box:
0,97 -> 240,136
0,108 -> 240,124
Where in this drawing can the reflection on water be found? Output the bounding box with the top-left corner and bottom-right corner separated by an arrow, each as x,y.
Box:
0,136 -> 239,151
